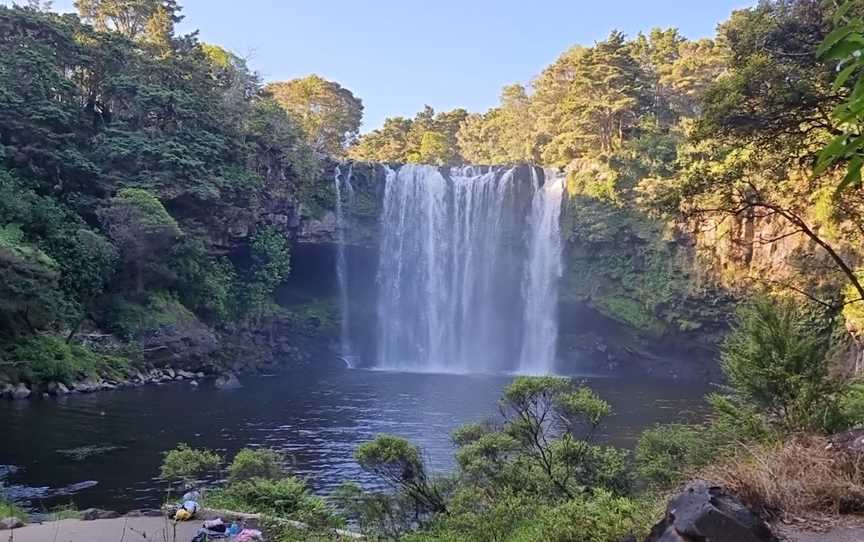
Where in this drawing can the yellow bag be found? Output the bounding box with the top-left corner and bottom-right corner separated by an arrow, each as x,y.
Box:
174,509 -> 192,521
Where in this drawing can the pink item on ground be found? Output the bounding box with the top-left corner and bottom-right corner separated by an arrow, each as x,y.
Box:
235,528 -> 263,542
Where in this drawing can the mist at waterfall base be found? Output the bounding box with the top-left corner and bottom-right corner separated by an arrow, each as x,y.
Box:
335,164 -> 566,375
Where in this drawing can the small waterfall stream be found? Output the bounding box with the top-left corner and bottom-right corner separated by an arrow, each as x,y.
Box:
519,171 -> 565,374
334,164 -> 354,366
367,164 -> 565,374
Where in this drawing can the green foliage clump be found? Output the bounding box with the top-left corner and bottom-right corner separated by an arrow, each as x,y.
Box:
721,296 -> 847,433
206,477 -> 338,527
634,424 -> 703,487
49,502 -> 80,521
0,235 -> 64,333
98,188 -> 181,293
227,448 -> 288,482
237,226 -> 292,320
508,490 -> 651,542
355,434 -> 446,515
171,237 -> 238,322
0,499 -> 27,522
634,295 -> 860,493
10,334 -> 128,384
160,443 -> 222,482
285,301 -> 339,336
840,381 -> 864,427
107,291 -> 198,340
335,482 -> 421,539
260,517 -> 353,542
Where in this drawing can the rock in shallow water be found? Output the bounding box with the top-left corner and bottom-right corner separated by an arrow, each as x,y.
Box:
11,383 -> 30,400
0,384 -> 14,399
645,480 -> 776,542
214,372 -> 243,390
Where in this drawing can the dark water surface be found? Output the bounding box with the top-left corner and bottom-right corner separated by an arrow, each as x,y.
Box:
0,368 -> 708,511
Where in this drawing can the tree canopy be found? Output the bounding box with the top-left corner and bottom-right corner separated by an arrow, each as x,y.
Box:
265,75 -> 363,157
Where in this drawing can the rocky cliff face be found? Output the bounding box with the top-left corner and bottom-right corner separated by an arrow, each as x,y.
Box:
90,159 -> 864,383
295,161 -> 385,246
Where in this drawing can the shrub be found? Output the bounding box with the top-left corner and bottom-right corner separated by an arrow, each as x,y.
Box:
720,296 -> 845,433
107,292 -> 198,340
13,334 -> 129,384
206,477 -> 338,527
496,377 -> 628,497
260,517 -> 350,542
635,424 -> 703,487
355,434 -> 447,515
509,489 -> 651,542
0,499 -> 27,522
702,435 -> 864,517
49,502 -> 79,520
840,381 -> 864,428
403,488 -> 540,542
228,448 -> 288,482
335,482 -> 418,539
160,444 -> 222,482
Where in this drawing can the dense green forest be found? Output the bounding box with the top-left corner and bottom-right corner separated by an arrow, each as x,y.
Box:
3,0 -> 864,391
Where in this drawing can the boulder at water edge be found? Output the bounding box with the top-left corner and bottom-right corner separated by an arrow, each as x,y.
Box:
11,383 -> 31,400
645,481 -> 776,542
214,372 -> 243,390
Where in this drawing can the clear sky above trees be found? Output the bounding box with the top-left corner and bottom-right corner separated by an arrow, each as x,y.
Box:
23,0 -> 753,132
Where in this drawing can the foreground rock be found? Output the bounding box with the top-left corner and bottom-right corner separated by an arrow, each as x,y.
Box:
646,481 -> 776,542
79,508 -> 120,521
0,517 -> 24,530
828,429 -> 864,454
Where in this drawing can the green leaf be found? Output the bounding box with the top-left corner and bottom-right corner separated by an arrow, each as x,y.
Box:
819,25 -> 857,57
839,156 -> 864,191
823,38 -> 864,61
815,134 -> 848,175
834,63 -> 859,91
833,2 -> 856,25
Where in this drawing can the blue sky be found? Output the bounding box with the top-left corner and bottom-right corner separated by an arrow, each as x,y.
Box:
12,1 -> 753,131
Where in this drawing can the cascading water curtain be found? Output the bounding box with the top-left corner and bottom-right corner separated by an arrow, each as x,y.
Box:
373,164 -> 565,375
518,170 -> 565,374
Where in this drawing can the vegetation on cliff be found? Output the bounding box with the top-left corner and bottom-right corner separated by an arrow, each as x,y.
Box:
0,1 -> 351,387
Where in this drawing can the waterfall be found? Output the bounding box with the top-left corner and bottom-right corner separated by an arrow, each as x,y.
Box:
334,164 -> 354,365
371,164 -> 565,374
519,170 -> 565,374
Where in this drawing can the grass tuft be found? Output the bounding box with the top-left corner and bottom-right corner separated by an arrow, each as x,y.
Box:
702,435 -> 864,517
